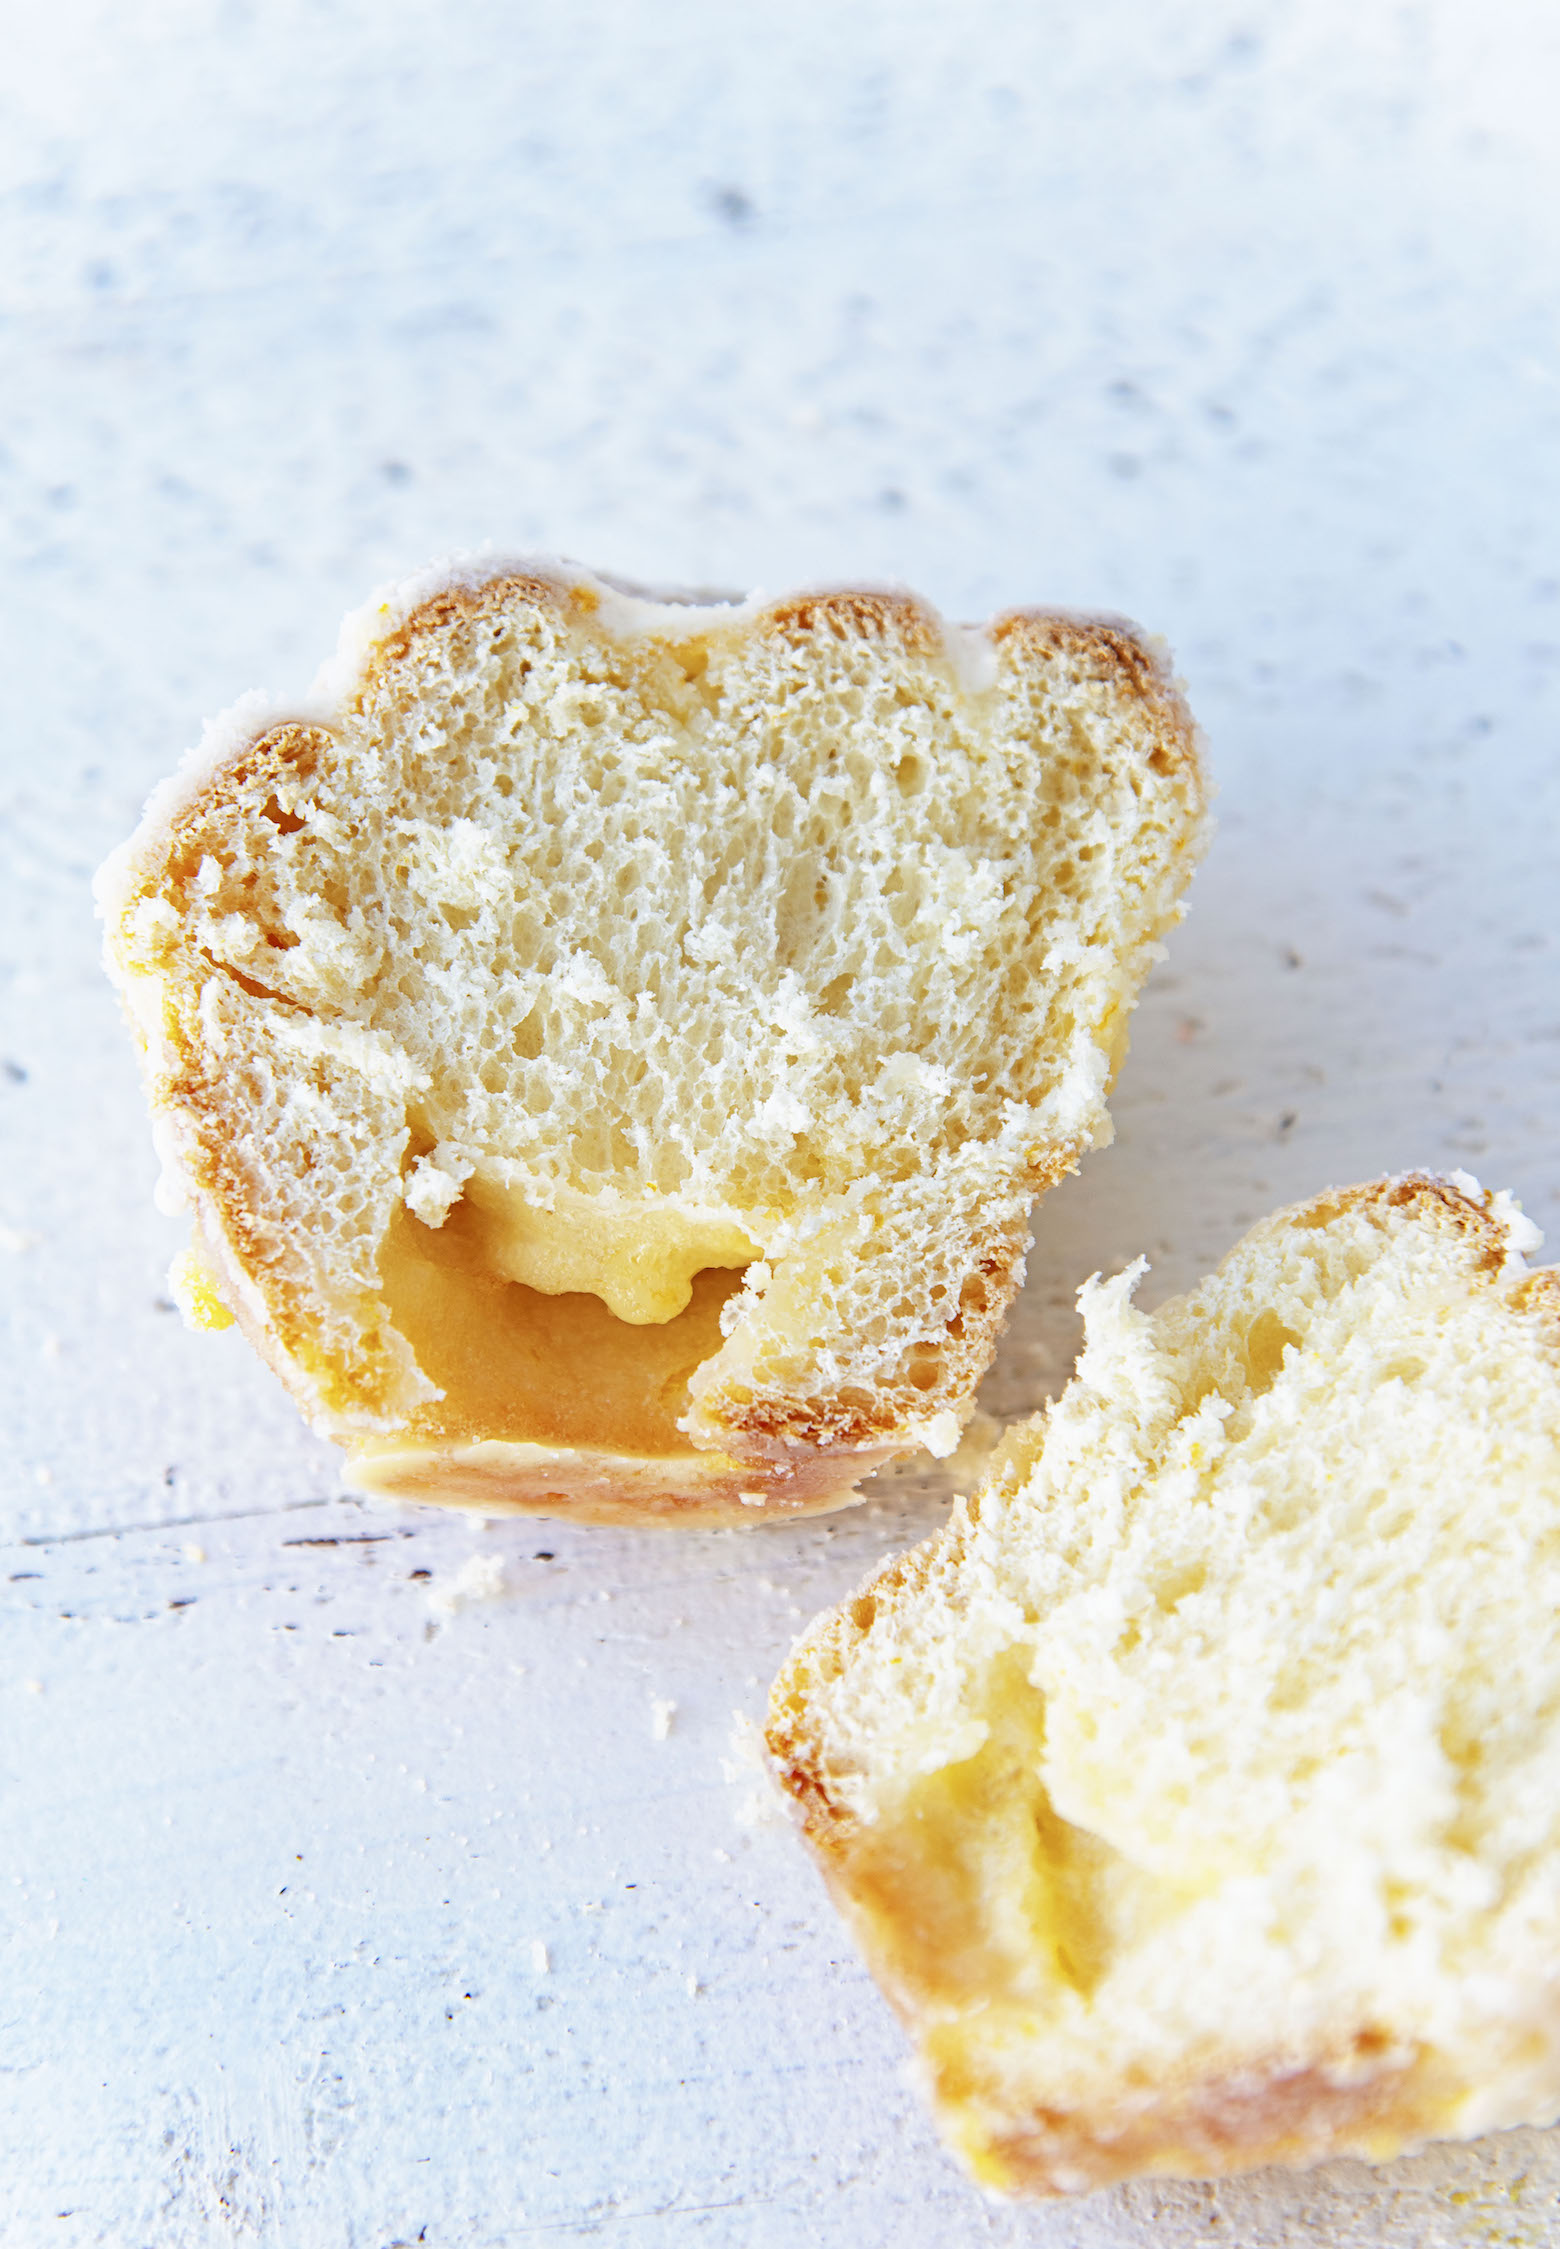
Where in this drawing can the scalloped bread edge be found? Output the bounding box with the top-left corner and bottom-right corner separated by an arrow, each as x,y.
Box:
98,556 -> 1207,1525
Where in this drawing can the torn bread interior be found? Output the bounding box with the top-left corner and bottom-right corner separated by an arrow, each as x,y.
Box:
770,1174 -> 1560,2189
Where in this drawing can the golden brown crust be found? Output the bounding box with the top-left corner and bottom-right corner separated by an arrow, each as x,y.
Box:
160,721 -> 334,886
767,1514 -> 965,1841
714,1212 -> 1032,1461
1289,1171 -> 1517,1277
365,570 -> 574,680
1513,1263 -> 1560,1339
990,610 -> 1204,792
761,588 -> 941,653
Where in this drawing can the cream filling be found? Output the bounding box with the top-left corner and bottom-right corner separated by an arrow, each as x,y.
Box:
452,1170 -> 760,1326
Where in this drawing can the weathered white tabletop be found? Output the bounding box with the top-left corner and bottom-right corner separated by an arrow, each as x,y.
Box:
4,3 -> 1559,2242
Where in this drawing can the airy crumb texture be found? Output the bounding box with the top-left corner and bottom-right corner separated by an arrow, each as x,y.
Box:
769,1174 -> 1560,2191
98,557 -> 1206,1523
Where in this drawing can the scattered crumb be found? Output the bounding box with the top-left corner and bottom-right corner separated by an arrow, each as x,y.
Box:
22,1679 -> 43,1695
0,1226 -> 40,1254
651,1697 -> 677,1741
39,1334 -> 61,1360
686,1975 -> 702,1997
907,1407 -> 961,1459
428,1553 -> 507,1617
182,1543 -> 206,1564
33,1465 -> 52,1487
531,1941 -> 550,1975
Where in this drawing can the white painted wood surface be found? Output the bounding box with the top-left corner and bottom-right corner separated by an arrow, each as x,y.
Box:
3,2 -> 1560,2241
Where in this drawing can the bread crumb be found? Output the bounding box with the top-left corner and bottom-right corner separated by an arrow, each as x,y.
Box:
530,1940 -> 549,1975
651,1697 -> 677,1740
428,1553 -> 506,1616
403,1151 -> 470,1228
182,1542 -> 206,1564
907,1409 -> 961,1460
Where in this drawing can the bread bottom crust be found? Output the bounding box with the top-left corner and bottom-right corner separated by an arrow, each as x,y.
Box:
951,2040 -> 1434,2199
342,1433 -> 899,1525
